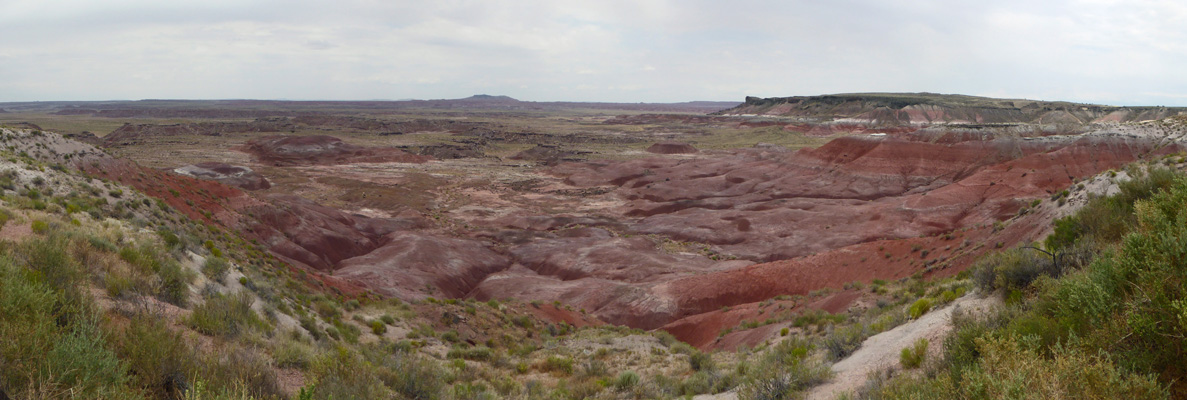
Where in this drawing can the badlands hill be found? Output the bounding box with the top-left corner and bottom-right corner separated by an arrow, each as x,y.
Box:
722,92 -> 1185,125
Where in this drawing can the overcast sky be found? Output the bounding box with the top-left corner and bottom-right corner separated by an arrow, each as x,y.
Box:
1,0 -> 1185,105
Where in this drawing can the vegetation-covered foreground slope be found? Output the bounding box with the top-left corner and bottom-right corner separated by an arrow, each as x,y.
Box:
851,164 -> 1187,400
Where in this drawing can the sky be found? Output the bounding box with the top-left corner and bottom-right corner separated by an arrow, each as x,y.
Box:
1,0 -> 1186,105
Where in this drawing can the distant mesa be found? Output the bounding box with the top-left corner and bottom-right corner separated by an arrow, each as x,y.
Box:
463,94 -> 519,101
646,141 -> 698,154
241,135 -> 431,166
173,162 -> 271,190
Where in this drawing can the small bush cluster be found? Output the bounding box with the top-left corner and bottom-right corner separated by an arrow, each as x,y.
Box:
908,298 -> 931,319
187,291 -> 268,338
739,338 -> 832,400
899,338 -> 927,369
202,256 -> 230,283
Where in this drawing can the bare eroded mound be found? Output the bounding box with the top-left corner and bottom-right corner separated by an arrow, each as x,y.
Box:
241,135 -> 431,166
646,141 -> 698,154
174,162 -> 271,190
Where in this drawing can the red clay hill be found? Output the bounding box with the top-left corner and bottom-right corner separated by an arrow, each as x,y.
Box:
230,119 -> 1184,342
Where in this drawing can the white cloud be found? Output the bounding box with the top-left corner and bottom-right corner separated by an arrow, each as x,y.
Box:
0,0 -> 1185,104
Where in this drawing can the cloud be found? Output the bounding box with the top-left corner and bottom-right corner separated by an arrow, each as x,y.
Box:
0,0 -> 1185,105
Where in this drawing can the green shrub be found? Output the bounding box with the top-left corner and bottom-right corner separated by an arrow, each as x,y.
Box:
908,298 -> 932,319
364,345 -> 445,400
823,323 -> 868,361
543,356 -> 574,375
202,257 -> 230,283
882,335 -> 1166,399
446,346 -> 493,362
30,219 -> 49,234
156,259 -> 193,307
740,337 -> 832,400
105,267 -> 138,298
113,315 -> 193,398
187,291 -> 268,337
971,247 -> 1056,293
273,337 -> 316,370
688,350 -> 715,372
370,320 -> 387,335
313,297 -> 341,319
899,338 -> 928,369
306,348 -> 393,400
615,371 -> 640,391
681,371 -> 716,396
157,230 -> 181,248
331,319 -> 361,344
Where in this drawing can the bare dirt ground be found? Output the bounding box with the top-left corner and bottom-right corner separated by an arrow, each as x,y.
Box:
805,293 -> 1001,400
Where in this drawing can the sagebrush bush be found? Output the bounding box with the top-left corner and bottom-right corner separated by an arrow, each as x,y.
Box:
30,219 -> 50,234
187,291 -> 268,337
739,337 -> 831,400
308,346 -> 391,396
273,338 -> 316,370
447,346 -> 493,362
202,256 -> 230,283
615,370 -> 640,391
543,356 -> 575,375
156,258 -> 193,306
113,315 -> 193,398
193,344 -> 283,398
823,323 -> 867,361
971,247 -> 1052,293
899,338 -> 928,369
366,344 -> 445,400
370,319 -> 387,335
688,350 -> 715,372
908,298 -> 932,319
